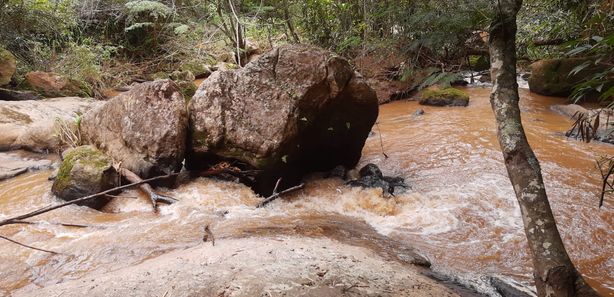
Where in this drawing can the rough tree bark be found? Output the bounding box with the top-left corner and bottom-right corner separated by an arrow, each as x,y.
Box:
488,1 -> 599,296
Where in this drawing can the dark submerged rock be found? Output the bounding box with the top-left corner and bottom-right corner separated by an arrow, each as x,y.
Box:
348,163 -> 409,196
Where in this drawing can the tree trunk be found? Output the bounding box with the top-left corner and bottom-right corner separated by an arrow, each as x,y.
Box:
282,0 -> 300,43
488,1 -> 598,296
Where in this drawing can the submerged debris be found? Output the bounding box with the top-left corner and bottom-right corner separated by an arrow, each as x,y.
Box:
347,163 -> 409,196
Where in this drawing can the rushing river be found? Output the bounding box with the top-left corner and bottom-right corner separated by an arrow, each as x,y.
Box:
0,87 -> 612,296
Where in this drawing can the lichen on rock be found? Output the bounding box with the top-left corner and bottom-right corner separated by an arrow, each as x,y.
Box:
52,145 -> 118,209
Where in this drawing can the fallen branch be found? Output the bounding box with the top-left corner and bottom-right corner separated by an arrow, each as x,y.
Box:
0,235 -> 59,254
0,173 -> 178,227
11,220 -> 93,228
532,38 -> 568,46
256,183 -> 305,208
375,122 -> 389,159
119,168 -> 177,211
596,156 -> 614,208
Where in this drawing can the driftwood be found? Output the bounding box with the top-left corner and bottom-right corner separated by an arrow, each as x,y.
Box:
532,38 -> 568,46
119,168 -> 177,211
256,178 -> 305,208
0,88 -> 42,101
0,173 -> 178,227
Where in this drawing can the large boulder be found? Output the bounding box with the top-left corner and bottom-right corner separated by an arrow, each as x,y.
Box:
0,97 -> 99,152
81,80 -> 188,178
25,71 -> 91,98
188,45 -> 379,195
419,87 -> 470,107
528,58 -> 606,97
52,145 -> 118,209
0,48 -> 16,86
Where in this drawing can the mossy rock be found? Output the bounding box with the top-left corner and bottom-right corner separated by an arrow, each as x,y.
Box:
180,62 -> 212,79
151,71 -> 170,80
0,48 -> 16,86
176,80 -> 197,100
419,87 -> 470,107
528,58 -> 608,97
170,70 -> 195,82
52,145 -> 118,209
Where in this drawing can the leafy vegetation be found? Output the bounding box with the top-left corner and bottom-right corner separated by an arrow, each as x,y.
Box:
0,0 -> 611,104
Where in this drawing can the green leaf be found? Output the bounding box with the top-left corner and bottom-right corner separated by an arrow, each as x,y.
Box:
568,61 -> 591,77
599,86 -> 614,101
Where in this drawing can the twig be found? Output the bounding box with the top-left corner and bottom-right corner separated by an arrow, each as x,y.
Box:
0,235 -> 59,254
272,177 -> 282,194
0,173 -> 178,227
256,183 -> 305,208
104,194 -> 138,199
596,156 -> 614,208
375,122 -> 389,159
11,220 -> 93,228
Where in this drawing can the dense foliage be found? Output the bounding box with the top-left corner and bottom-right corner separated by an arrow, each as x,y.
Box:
0,0 -> 611,103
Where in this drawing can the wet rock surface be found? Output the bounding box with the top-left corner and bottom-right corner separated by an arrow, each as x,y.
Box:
81,79 -> 188,179
0,97 -> 99,152
528,58 -> 607,97
14,237 -> 460,297
0,151 -> 56,181
348,163 -> 409,196
51,145 -> 117,209
188,44 -> 378,195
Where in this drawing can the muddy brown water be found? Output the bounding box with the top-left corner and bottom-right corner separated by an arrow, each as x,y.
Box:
0,87 -> 612,296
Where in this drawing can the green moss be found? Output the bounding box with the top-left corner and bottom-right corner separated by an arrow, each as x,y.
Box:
226,63 -> 239,70
422,87 -> 469,101
69,78 -> 93,97
151,71 -> 170,80
181,62 -> 206,76
170,70 -> 194,82
0,48 -> 16,85
54,146 -> 110,191
469,55 -> 489,71
0,48 -> 13,62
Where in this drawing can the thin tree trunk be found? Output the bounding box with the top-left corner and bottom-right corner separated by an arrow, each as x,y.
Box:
282,0 -> 300,43
488,1 -> 598,296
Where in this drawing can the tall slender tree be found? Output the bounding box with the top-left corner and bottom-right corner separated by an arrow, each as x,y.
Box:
488,0 -> 599,296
